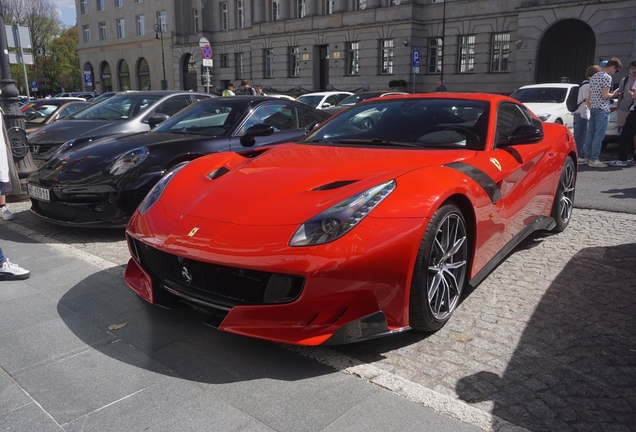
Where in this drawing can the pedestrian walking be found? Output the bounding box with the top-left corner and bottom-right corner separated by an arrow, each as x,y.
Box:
222,82 -> 236,96
435,78 -> 447,92
255,84 -> 266,96
240,79 -> 257,95
581,57 -> 623,167
0,98 -> 29,280
574,65 -> 602,161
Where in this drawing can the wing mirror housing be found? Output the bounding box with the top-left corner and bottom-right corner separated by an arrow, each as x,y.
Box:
240,123 -> 275,147
501,124 -> 543,145
148,113 -> 170,128
304,121 -> 321,134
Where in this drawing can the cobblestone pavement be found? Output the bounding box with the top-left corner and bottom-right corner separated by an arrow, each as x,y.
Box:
2,200 -> 635,431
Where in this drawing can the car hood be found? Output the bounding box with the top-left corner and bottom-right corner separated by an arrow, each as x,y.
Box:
159,143 -> 477,225
28,119 -> 137,144
33,132 -> 209,179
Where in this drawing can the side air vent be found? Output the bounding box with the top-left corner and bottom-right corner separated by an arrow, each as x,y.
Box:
207,167 -> 230,180
312,180 -> 359,191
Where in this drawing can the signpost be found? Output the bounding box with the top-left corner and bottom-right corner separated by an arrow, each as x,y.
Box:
412,49 -> 420,93
199,37 -> 212,93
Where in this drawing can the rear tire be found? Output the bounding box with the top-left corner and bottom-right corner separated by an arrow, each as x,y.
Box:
551,157 -> 576,233
409,202 -> 468,332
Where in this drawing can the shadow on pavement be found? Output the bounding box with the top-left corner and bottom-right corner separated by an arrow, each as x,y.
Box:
455,243 -> 636,431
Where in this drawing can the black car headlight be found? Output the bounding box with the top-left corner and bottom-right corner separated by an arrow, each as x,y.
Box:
110,147 -> 149,176
137,162 -> 189,215
290,180 -> 396,246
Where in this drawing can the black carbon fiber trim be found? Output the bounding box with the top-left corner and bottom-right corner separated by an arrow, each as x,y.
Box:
444,161 -> 501,204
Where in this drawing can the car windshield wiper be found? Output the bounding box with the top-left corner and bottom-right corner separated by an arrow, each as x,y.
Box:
338,138 -> 421,148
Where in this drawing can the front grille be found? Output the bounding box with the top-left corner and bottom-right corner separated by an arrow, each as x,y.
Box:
129,236 -> 300,309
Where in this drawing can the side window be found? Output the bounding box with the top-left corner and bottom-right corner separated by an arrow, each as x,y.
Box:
325,95 -> 339,107
297,108 -> 326,128
238,104 -> 299,135
57,104 -> 86,118
496,102 -> 532,141
194,94 -> 212,102
153,95 -> 193,117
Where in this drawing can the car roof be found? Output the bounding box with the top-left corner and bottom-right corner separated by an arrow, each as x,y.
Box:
517,83 -> 578,89
299,91 -> 353,96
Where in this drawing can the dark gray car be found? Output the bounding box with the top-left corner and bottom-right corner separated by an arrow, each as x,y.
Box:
27,90 -> 213,166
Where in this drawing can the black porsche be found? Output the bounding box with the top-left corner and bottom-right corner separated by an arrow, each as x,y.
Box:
26,96 -> 330,228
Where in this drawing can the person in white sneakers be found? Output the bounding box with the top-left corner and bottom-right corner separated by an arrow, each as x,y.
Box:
0,246 -> 29,280
0,195 -> 14,220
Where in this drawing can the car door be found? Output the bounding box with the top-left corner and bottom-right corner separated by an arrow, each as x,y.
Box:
229,103 -> 325,151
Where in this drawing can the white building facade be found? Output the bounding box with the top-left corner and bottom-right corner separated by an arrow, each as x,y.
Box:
76,0 -> 636,96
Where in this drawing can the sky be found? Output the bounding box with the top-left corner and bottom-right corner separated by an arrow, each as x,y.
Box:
52,0 -> 77,27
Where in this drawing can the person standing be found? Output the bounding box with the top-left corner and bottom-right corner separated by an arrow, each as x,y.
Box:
240,79 -> 257,95
581,57 -> 623,167
435,78 -> 447,92
574,65 -> 602,161
615,60 -> 636,134
222,82 -> 236,96
609,78 -> 636,166
255,84 -> 266,96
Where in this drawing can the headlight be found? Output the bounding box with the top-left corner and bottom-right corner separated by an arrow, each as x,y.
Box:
290,180 -> 396,246
110,147 -> 149,175
137,162 -> 188,215
51,139 -> 75,159
537,114 -> 551,121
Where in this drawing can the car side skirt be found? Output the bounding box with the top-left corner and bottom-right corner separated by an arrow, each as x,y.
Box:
469,215 -> 555,288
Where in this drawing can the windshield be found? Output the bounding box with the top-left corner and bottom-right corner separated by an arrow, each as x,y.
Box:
511,87 -> 568,104
70,94 -> 162,120
302,98 -> 489,149
25,103 -> 59,124
153,99 -> 249,136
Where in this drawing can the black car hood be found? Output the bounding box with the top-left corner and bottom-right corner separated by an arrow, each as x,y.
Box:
28,119 -> 141,145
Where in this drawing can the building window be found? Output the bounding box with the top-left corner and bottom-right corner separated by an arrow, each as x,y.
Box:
271,1 -> 280,21
289,47 -> 300,77
236,53 -> 244,78
134,0 -> 143,3
158,11 -> 167,32
457,35 -> 475,73
356,0 -> 366,10
237,1 -> 244,28
264,49 -> 274,78
346,42 -> 359,75
428,37 -> 442,74
325,0 -> 334,14
117,18 -> 125,38
99,22 -> 106,40
115,0 -> 122,7
136,15 -> 145,36
97,0 -> 104,12
297,0 -> 305,18
81,0 -> 87,15
390,0 -> 400,4
221,3 -> 228,30
193,9 -> 199,33
380,39 -> 394,74
221,54 -> 229,68
82,25 -> 90,43
490,32 -> 510,73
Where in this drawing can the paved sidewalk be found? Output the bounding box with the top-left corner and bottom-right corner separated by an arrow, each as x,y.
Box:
0,224 -> 488,432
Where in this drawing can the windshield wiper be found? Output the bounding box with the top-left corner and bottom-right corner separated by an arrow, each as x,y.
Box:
338,138 -> 421,148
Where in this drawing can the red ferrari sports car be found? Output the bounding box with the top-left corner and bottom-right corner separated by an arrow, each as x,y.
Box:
125,93 -> 577,346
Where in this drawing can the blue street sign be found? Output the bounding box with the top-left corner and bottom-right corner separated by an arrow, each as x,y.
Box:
412,49 -> 420,67
84,72 -> 92,85
31,80 -> 37,89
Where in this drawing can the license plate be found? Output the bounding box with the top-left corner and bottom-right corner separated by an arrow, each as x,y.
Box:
28,184 -> 50,202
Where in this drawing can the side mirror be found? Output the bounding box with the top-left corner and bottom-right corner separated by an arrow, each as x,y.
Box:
501,124 -> 543,145
148,113 -> 170,128
304,121 -> 321,134
321,102 -> 331,108
240,123 -> 275,147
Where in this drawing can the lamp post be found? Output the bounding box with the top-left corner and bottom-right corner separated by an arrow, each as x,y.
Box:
153,24 -> 167,90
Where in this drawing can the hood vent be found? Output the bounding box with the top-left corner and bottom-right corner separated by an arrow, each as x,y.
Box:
207,166 -> 230,180
312,180 -> 359,191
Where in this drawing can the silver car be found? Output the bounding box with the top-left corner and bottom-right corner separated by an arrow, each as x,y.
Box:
28,91 -> 213,165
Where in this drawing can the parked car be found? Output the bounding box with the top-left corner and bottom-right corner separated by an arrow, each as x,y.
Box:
27,91 -> 213,166
123,92 -> 577,346
296,91 -> 353,109
90,92 -> 120,103
24,98 -> 93,134
510,83 -> 577,129
26,96 -> 330,228
322,91 -> 409,115
55,91 -> 96,99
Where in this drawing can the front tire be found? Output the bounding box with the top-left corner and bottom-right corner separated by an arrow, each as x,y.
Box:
409,202 -> 469,332
551,157 -> 576,233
